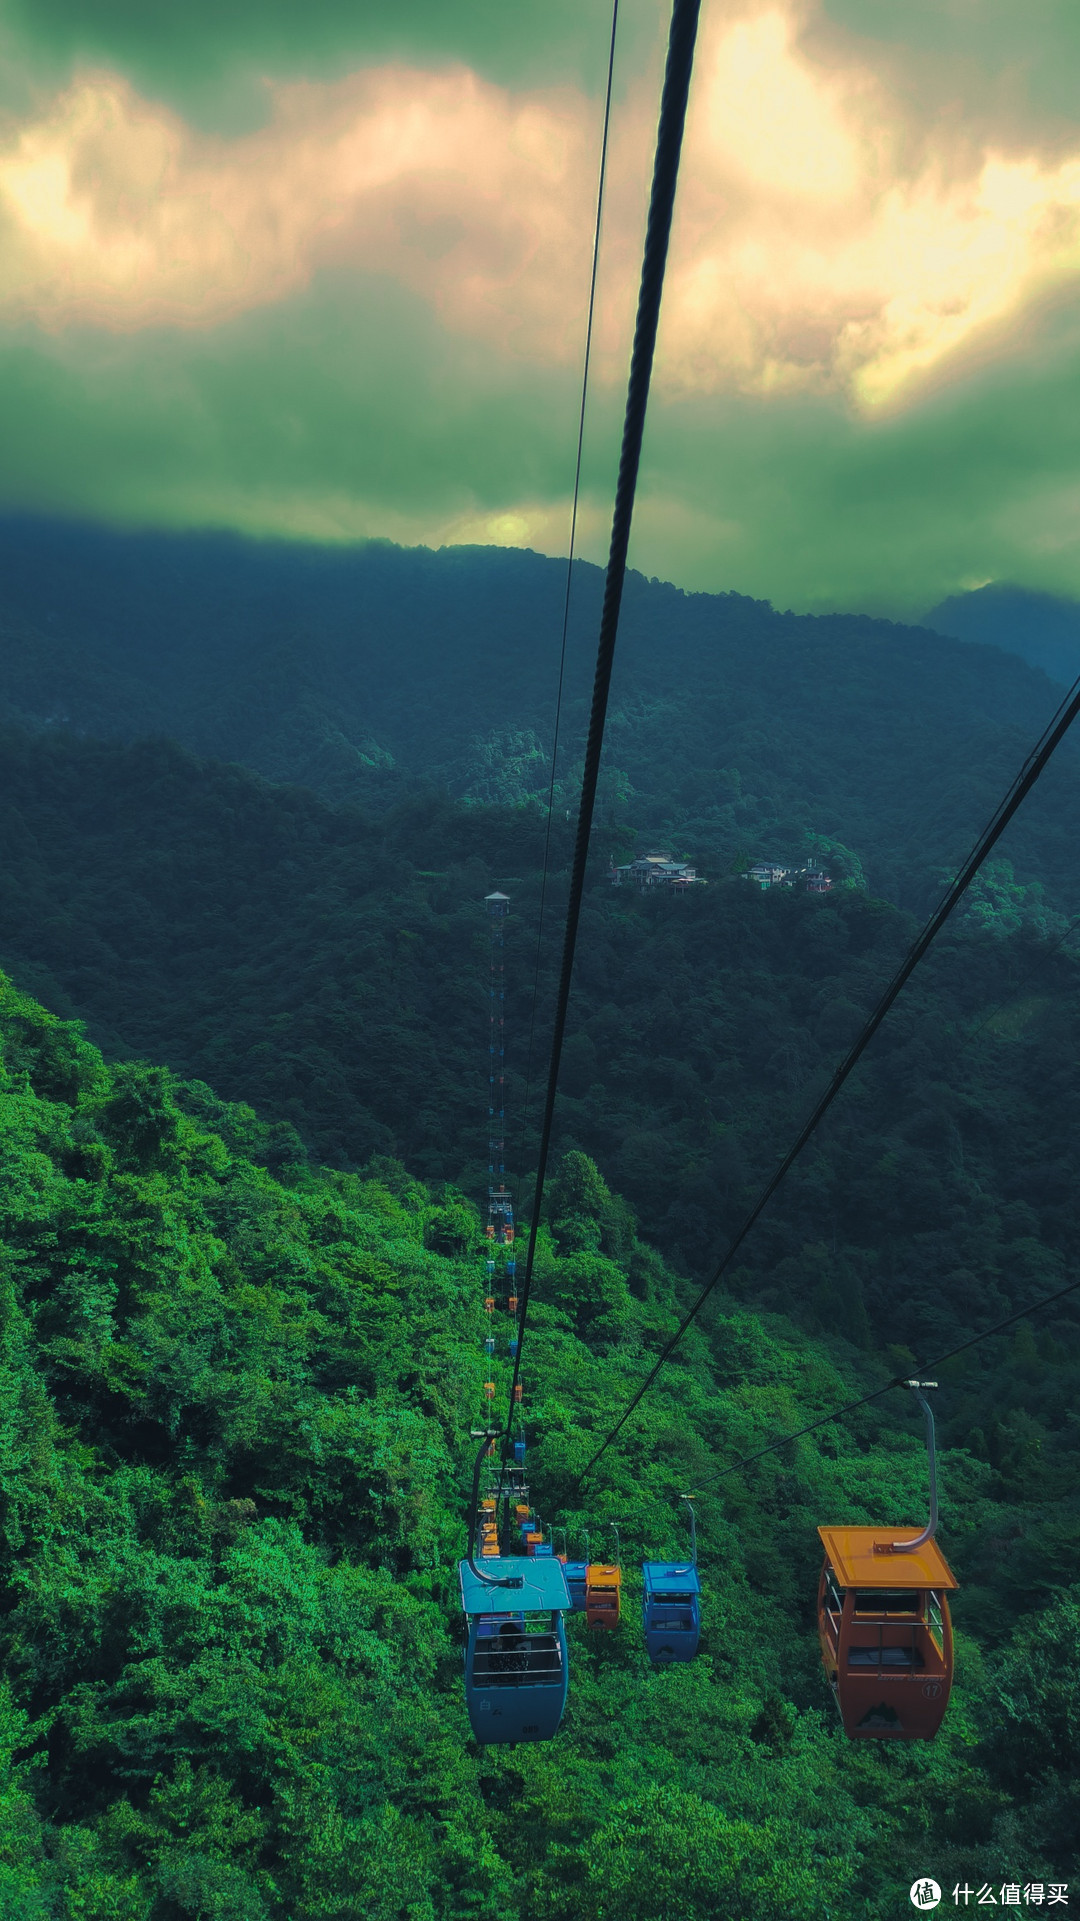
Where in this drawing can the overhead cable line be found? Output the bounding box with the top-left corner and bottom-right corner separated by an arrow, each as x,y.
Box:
685,1270 -> 1080,1494
507,0 -> 702,1430
573,663 -> 1080,1486
516,0 -> 621,1177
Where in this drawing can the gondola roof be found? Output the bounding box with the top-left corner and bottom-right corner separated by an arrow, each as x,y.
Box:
458,1558 -> 572,1614
817,1526 -> 959,1590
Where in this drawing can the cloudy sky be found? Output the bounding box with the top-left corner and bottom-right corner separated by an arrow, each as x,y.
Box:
1,0 -> 1079,613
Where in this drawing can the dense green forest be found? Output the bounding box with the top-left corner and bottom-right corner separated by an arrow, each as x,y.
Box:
2,728 -> 1080,1356
0,976 -> 1075,1916
2,522 -> 1080,1909
3,516 -> 1080,910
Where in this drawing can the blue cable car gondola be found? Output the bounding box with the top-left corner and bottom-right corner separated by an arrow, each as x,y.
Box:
459,1557 -> 571,1744
642,1498 -> 700,1663
641,1562 -> 701,1662
563,1561 -> 588,1611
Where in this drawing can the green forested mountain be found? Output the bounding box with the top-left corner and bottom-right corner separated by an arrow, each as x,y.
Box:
2,519 -> 1080,1909
2,516 -> 1079,911
1,727 -> 1079,1371
928,582 -> 1080,691
0,976 -> 1075,1916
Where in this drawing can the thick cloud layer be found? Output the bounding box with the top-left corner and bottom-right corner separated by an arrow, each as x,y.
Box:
0,0 -> 1078,611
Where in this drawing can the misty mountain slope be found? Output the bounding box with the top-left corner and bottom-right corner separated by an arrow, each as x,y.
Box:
927,582 -> 1080,689
4,725 -> 1080,1336
2,514 -> 1078,909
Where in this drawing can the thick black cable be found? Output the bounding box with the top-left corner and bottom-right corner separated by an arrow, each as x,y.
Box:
689,1271 -> 1080,1492
507,0 -> 702,1429
574,663 -> 1080,1484
515,0 -> 620,1180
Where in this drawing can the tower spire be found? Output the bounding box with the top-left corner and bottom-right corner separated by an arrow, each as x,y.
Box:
484,892 -> 514,1252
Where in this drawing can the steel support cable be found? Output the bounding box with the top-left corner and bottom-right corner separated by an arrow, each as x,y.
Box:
515,0 -> 620,1180
506,0 -> 702,1432
573,664 -> 1080,1487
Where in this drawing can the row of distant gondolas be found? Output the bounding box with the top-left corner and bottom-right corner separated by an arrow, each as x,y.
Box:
461,1462 -> 702,1745
467,1210 -> 959,1748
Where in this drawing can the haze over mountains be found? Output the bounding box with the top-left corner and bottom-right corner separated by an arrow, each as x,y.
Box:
0,510 -> 1079,1273
926,581 -> 1080,690
2,514 -> 1080,916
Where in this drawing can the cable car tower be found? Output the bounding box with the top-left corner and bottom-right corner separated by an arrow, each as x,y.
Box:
478,891 -> 525,1512
484,892 -> 517,1300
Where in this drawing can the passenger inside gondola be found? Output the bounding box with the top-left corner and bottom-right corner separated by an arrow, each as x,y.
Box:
648,1597 -> 695,1632
471,1614 -> 563,1684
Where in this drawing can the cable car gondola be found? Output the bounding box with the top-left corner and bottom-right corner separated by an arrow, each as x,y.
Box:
460,1557 -> 571,1745
642,1563 -> 700,1662
585,1563 -> 621,1629
563,1561 -> 588,1611
816,1383 -> 958,1741
642,1497 -> 700,1663
585,1526 -> 622,1628
816,1528 -> 956,1740
460,1429 -> 571,1744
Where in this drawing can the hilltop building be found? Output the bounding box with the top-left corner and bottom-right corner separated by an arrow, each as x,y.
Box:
609,852 -> 705,891
746,861 -> 833,894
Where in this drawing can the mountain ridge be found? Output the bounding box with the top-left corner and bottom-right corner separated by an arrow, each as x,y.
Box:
926,580 -> 1080,688
2,513 -> 1079,914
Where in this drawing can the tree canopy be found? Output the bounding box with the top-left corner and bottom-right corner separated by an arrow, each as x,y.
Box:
0,977 -> 1074,1914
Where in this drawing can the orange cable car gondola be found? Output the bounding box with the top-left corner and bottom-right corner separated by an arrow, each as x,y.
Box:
816,1382 -> 958,1741
585,1563 -> 621,1630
